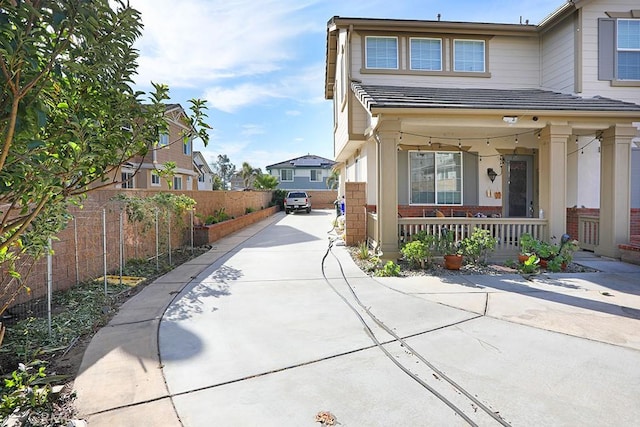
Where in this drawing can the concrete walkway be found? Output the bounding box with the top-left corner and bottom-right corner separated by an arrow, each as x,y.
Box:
73,210 -> 640,426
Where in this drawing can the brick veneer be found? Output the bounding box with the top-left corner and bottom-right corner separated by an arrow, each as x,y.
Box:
344,182 -> 366,246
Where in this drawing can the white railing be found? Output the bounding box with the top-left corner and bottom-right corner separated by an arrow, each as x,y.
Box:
398,217 -> 548,252
366,212 -> 378,249
578,215 -> 599,251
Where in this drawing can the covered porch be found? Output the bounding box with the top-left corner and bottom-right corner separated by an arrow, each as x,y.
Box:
340,85 -> 640,261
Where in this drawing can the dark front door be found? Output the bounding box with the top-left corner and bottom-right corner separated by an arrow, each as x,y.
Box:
504,155 -> 533,218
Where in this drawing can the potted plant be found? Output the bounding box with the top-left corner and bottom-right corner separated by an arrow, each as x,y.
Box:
459,227 -> 498,265
518,233 -> 535,263
519,253 -> 540,277
531,240 -> 559,268
440,229 -> 463,270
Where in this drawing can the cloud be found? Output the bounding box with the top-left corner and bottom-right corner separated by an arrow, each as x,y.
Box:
241,124 -> 266,136
130,0 -> 318,88
286,110 -> 301,116
203,83 -> 286,113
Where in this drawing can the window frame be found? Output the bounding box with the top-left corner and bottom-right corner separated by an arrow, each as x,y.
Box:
183,137 -> 192,155
121,171 -> 135,189
310,169 -> 322,182
159,132 -> 169,147
617,18 -> 640,81
409,37 -> 443,71
365,36 -> 399,70
173,176 -> 183,190
151,171 -> 161,186
409,151 -> 463,206
280,169 -> 294,182
453,39 -> 486,73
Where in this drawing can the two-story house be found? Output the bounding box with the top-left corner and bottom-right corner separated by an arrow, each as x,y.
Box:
193,151 -> 214,190
266,154 -> 337,190
117,103 -> 199,191
324,0 -> 640,260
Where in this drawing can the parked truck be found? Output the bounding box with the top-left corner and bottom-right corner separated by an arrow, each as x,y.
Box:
284,191 -> 311,214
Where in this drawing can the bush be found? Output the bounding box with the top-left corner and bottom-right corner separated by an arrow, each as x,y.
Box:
375,261 -> 401,277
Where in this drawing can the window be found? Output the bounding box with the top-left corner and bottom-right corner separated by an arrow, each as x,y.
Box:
409,152 -> 462,205
183,138 -> 192,155
618,19 -> 640,80
159,133 -> 169,147
365,36 -> 398,69
280,169 -> 293,181
310,170 -> 322,182
121,171 -> 135,189
454,39 -> 485,72
151,171 -> 160,186
410,38 -> 442,71
198,173 -> 205,183
173,176 -> 182,190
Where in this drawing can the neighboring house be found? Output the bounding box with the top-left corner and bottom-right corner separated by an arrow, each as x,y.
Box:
116,104 -> 198,191
193,151 -> 214,190
324,0 -> 640,259
266,154 -> 337,190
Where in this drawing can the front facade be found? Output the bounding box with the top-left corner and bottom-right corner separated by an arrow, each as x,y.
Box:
266,154 -> 337,190
325,0 -> 640,259
117,104 -> 198,191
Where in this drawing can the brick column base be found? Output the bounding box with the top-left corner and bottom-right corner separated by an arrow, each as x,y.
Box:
344,182 -> 366,246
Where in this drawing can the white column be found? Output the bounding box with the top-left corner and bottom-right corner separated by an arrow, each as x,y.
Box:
596,125 -> 634,258
539,125 -> 570,241
376,121 -> 400,260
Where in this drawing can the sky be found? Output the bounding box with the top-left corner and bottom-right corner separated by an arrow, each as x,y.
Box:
128,0 -> 565,172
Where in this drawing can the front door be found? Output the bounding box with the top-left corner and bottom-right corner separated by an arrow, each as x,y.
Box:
503,155 -> 533,218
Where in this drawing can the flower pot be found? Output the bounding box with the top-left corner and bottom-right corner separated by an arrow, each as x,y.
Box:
540,259 -> 548,269
444,254 -> 463,270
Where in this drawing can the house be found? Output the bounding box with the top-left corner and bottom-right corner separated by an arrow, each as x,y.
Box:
266,154 -> 337,190
117,104 -> 199,191
193,151 -> 214,190
324,0 -> 640,260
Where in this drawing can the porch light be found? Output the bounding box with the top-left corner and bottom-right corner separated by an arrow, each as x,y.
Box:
487,168 -> 498,182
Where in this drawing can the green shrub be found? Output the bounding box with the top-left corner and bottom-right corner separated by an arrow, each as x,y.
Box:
459,227 -> 497,264
375,261 -> 401,277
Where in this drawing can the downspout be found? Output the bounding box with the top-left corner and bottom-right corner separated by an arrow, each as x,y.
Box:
374,132 -> 382,253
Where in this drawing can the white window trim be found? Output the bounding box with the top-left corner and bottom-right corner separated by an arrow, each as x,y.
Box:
365,36 -> 399,70
159,133 -> 169,147
310,169 -> 323,182
173,176 -> 183,190
281,169 -> 294,182
617,18 -> 640,81
120,170 -> 135,189
409,37 -> 443,71
453,39 -> 486,73
151,171 -> 161,187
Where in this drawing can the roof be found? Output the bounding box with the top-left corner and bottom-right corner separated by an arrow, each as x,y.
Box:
266,154 -> 336,170
351,83 -> 640,114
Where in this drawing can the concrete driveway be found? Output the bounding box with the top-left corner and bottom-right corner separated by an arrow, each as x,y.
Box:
75,209 -> 640,426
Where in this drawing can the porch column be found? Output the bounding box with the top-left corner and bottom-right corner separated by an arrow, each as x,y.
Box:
376,121 -> 400,261
539,125 -> 571,241
596,125 -> 635,258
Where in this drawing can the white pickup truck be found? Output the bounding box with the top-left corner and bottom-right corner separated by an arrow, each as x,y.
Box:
284,191 -> 311,214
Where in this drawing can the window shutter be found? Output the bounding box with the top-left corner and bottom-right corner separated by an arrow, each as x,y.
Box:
598,18 -> 615,81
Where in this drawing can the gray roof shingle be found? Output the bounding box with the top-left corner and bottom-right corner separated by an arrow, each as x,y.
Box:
351,83 -> 640,112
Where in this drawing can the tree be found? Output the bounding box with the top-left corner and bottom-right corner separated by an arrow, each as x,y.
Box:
240,162 -> 260,189
0,1 -> 210,312
213,154 -> 236,189
327,167 -> 340,190
254,173 -> 279,190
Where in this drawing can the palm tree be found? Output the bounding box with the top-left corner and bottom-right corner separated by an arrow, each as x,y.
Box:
254,173 -> 279,190
240,162 -> 260,189
327,167 -> 340,190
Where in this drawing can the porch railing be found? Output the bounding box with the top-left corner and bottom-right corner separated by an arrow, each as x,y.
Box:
398,217 -> 548,252
366,212 -> 379,249
578,215 -> 599,251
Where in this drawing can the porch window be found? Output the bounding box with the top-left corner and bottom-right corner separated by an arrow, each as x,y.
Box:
453,39 -> 485,72
410,38 -> 442,71
618,19 -> 640,80
410,151 -> 462,205
173,176 -> 182,190
151,171 -> 161,186
365,36 -> 398,69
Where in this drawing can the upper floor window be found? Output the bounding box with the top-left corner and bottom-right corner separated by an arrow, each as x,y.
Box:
121,171 -> 135,189
310,170 -> 322,182
365,36 -> 398,69
183,138 -> 192,155
280,169 -> 293,181
618,19 -> 640,80
410,38 -> 442,71
454,39 -> 485,72
410,151 -> 462,205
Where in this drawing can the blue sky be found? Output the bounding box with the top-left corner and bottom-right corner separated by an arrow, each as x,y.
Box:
128,0 -> 565,171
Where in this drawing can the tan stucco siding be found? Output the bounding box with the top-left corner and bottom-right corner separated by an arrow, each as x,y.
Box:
541,16 -> 575,92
